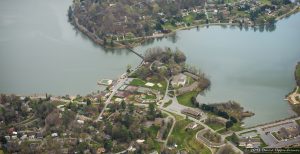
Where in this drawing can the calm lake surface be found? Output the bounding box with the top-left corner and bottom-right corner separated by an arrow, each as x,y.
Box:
0,0 -> 299,126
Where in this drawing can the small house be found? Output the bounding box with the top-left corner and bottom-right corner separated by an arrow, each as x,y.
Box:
77,120 -> 84,124
51,133 -> 58,138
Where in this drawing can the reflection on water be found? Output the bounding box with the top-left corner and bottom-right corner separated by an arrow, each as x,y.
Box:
134,13 -> 300,126
0,0 -> 299,126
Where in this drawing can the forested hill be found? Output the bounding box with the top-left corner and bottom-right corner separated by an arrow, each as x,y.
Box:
69,0 -> 205,39
69,0 -> 298,47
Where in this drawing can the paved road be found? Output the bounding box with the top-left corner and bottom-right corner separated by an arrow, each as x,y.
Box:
257,128 -> 278,146
234,116 -> 300,148
196,129 -> 225,148
95,77 -> 128,121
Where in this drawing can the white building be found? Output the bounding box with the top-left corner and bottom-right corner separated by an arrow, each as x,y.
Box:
51,133 -> 58,138
171,73 -> 187,87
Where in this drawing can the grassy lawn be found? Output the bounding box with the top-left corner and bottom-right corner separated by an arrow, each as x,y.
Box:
225,133 -> 239,145
177,91 -> 199,107
239,130 -> 257,135
230,122 -> 244,131
224,0 -> 237,3
129,78 -> 146,86
259,0 -> 271,5
164,110 -> 185,121
168,119 -> 211,154
183,14 -> 195,23
152,80 -> 167,94
163,23 -> 177,30
163,100 -> 172,108
206,122 -> 224,131
129,77 -> 167,94
217,123 -> 244,134
144,94 -> 156,100
148,75 -> 168,93
217,127 -> 227,134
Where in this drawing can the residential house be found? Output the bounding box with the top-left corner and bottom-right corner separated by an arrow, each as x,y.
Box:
125,86 -> 139,93
181,108 -> 203,119
278,126 -> 300,139
77,120 -> 84,124
115,91 -> 129,98
239,137 -> 261,148
51,133 -> 58,138
171,73 -> 187,87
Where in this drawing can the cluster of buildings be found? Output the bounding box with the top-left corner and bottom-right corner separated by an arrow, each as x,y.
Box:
178,0 -> 298,27
239,137 -> 261,148
276,125 -> 300,140
4,128 -> 44,142
114,83 -> 160,104
96,77 -> 164,106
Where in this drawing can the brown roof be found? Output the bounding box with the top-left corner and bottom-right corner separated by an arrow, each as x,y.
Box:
115,91 -> 129,98
125,86 -> 139,93
181,108 -> 202,117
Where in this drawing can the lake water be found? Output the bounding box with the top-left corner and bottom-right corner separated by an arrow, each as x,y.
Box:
0,0 -> 299,126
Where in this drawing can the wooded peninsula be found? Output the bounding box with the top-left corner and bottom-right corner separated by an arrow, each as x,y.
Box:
68,0 -> 300,48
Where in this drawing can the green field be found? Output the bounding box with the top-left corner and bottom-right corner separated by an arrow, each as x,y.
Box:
162,23 -> 177,30
144,94 -> 156,100
239,130 -> 257,135
183,14 -> 195,23
168,119 -> 211,154
129,78 -> 146,86
217,123 -> 244,134
206,122 -> 224,131
177,91 -> 199,107
259,0 -> 271,5
145,125 -> 163,151
129,77 -> 167,94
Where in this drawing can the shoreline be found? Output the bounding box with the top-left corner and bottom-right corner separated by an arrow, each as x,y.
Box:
71,6 -> 300,50
286,62 -> 300,106
286,86 -> 300,105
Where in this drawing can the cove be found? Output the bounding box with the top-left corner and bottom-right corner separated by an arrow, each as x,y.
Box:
0,0 -> 300,126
